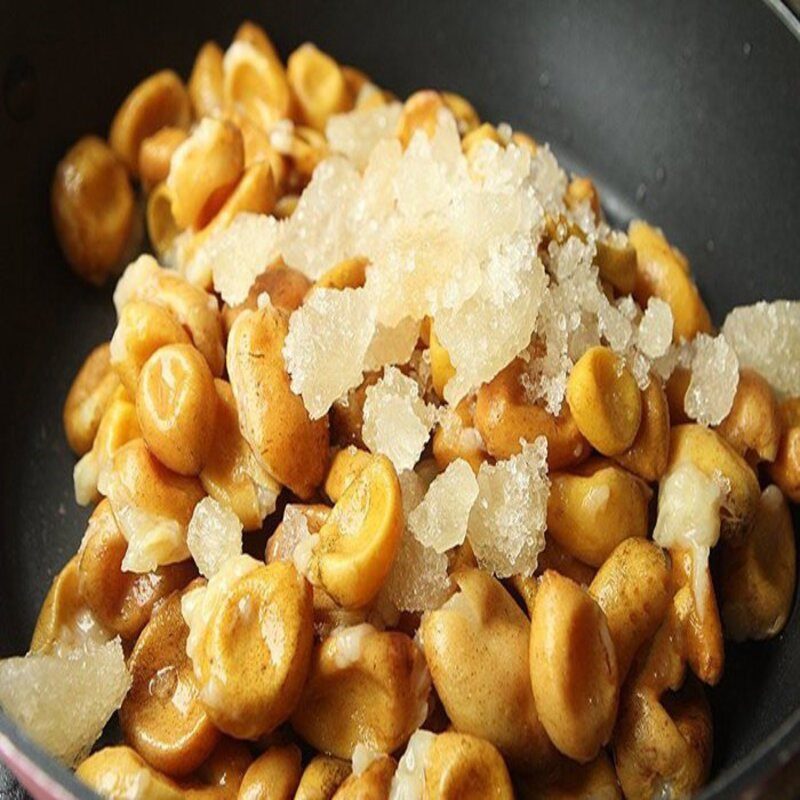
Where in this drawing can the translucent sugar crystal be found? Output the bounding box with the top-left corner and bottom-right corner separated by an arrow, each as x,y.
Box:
468,437 -> 550,577
271,505 -> 313,563
389,729 -> 437,800
383,470 -> 451,613
637,298 -> 674,359
722,301 -> 800,397
326,102 -> 403,170
685,333 -> 740,426
528,144 -> 567,216
187,497 -> 243,579
191,213 -> 282,306
363,317 -> 420,372
280,156 -> 360,279
283,287 -> 376,419
0,639 -> 130,766
362,366 -> 437,472
408,459 -> 478,553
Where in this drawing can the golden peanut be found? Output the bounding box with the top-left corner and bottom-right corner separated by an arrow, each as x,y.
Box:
595,234 -> 637,295
168,118 -> 245,230
137,343 -> 218,476
432,401 -> 488,475
330,373 -> 380,450
715,368 -> 782,464
120,588 -> 219,777
79,499 -> 195,640
109,70 -> 192,176
547,458 -> 651,567
139,127 -> 188,192
567,346 -> 642,456
424,732 -> 514,800
282,126 -> 329,191
234,21 -> 281,63
529,571 -> 619,762
189,42 -> 225,118
287,43 -> 352,131
422,569 -> 555,772
294,755 -> 351,800
461,123 -> 503,161
442,92 -> 480,135
565,176 -> 601,220
719,485 -> 796,641
629,220 -> 712,342
291,626 -> 429,758
612,374 -> 670,481
341,65 -> 370,99
316,257 -> 368,291
664,365 -> 691,425
397,90 -> 445,146
182,738 -> 253,799
51,136 -> 135,285
589,538 -> 672,681
201,379 -> 281,531
769,397 -> 800,502
476,359 -> 590,469
237,744 -> 302,800
536,537 -> 596,587
511,130 -> 538,154
183,558 -> 313,740
77,746 -> 184,800
223,40 -> 291,129
228,110 -> 287,184
63,342 -> 121,455
227,305 -> 329,499
313,455 -> 403,609
668,424 -> 760,539
274,193 -> 299,219
324,446 -> 374,503
429,324 -> 455,400
147,181 -> 183,259
516,751 -> 621,800
111,300 -> 192,395
332,756 -> 396,800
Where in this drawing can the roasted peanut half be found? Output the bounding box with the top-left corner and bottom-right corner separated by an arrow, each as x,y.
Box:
79,499 -> 195,641
517,751 -> 621,800
324,446 -> 374,503
530,571 -> 619,763
76,746 -> 184,800
432,401 -> 488,475
313,454 -> 404,609
421,569 -> 556,772
189,42 -> 225,118
136,343 -> 218,476
63,342 -> 121,455
628,220 -> 712,342
295,755 -> 351,800
237,744 -> 302,800
330,373 -> 380,450
665,365 -> 692,425
234,20 -> 281,62
769,397 -> 800,502
139,127 -> 188,192
51,136 -> 135,285
147,182 -> 183,259
201,379 -> 281,531
424,732 -> 514,800
536,537 -> 596,587
168,118 -> 245,230
291,625 -> 430,758
110,300 -> 192,395
567,346 -> 642,456
442,92 -> 480,135
461,123 -> 503,161
566,176 -> 601,221
719,485 -> 796,641
109,70 -> 192,176
475,359 -> 590,469
332,755 -> 396,800
316,257 -> 368,291
397,90 -> 445,146
612,374 -> 670,481
182,556 -> 313,740
715,368 -> 782,464
595,233 -> 637,296
589,538 -> 672,682
227,305 -> 329,499
120,588 -> 219,777
287,43 -> 352,132
182,737 -> 253,800
547,458 -> 651,567
429,324 -> 455,400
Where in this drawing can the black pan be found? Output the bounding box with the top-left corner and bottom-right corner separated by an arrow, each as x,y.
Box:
1,1 -> 799,797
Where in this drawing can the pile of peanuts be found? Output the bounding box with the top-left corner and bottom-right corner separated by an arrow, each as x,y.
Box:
32,18 -> 800,800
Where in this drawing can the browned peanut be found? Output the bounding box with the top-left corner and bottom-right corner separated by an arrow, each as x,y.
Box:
330,373 -> 380,450
768,397 -> 800,502
475,359 -> 590,469
189,42 -> 225,118
291,626 -> 429,758
547,458 -> 651,567
530,571 -> 619,763
79,499 -> 195,640
719,485 -> 796,641
665,365 -> 692,425
397,90 -> 445,146
227,306 -> 329,499
237,744 -> 302,800
432,401 -> 488,474
136,343 -> 218,476
316,257 -> 368,291
294,755 -> 351,800
460,123 -> 503,160
629,220 -> 712,342
147,181 -> 183,259
109,70 -> 192,176
566,176 -> 601,220
182,738 -> 253,799
201,379 -> 281,532
234,21 -> 281,61
715,368 -> 782,464
516,751 -> 622,799
536,537 -> 596,586
323,447 -> 373,503
51,136 -> 135,285
612,375 -> 670,481
442,92 -> 480,135
182,557 -> 313,740
63,342 -> 121,455
421,569 -> 556,772
139,127 -> 188,192
77,746 -> 184,799
595,234 -> 637,296
332,756 -> 396,800
120,588 -> 219,777
287,43 -> 352,132
589,538 -> 672,682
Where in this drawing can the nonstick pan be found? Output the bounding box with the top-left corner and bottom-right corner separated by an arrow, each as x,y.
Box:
1,0 -> 799,797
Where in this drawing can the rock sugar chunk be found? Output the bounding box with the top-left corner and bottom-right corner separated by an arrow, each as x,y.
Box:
685,333 -> 740,426
187,496 -> 243,578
